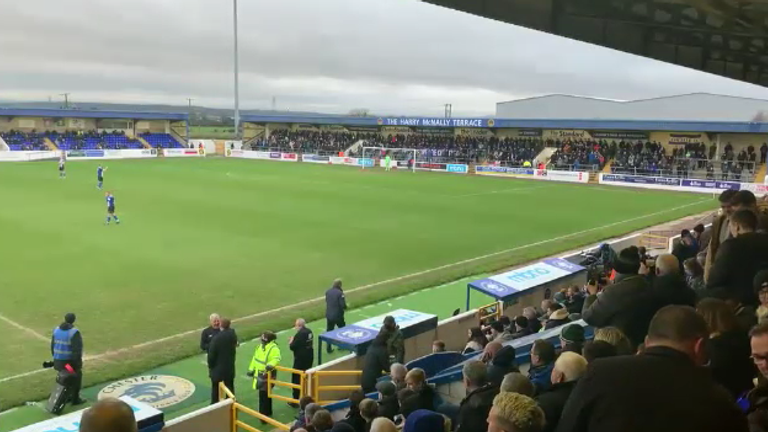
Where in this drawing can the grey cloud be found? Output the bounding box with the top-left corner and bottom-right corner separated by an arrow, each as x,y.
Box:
1,0 -> 768,116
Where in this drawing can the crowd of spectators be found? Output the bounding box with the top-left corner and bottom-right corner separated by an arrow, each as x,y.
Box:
251,130 -> 377,154
362,135 -> 542,165
548,139 -> 609,170
1,130 -> 48,151
0,129 -> 183,150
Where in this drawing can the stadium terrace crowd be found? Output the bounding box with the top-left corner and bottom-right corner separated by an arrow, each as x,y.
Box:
251,130 -> 378,153
548,139 -> 609,170
363,135 -> 542,165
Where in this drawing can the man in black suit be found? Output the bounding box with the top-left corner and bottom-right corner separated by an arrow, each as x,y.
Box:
207,318 -> 238,404
707,209 -> 768,307
288,318 -> 313,405
200,313 -> 221,353
556,305 -> 748,432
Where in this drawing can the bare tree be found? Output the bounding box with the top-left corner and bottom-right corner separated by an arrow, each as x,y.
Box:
348,108 -> 372,117
751,111 -> 768,122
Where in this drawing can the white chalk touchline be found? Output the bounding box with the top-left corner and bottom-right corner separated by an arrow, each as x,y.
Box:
0,313 -> 48,342
449,185 -> 550,198
0,197 -> 711,384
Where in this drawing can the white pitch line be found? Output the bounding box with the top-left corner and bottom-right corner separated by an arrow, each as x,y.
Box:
0,313 -> 48,342
0,197 -> 711,384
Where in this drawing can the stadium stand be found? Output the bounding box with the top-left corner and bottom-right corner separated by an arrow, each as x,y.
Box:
548,139 -> 609,170
250,129 -> 375,153
140,132 -> 184,148
1,130 -> 48,151
47,131 -> 144,150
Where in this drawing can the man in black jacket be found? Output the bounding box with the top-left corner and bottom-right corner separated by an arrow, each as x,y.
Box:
207,318 -> 238,404
730,190 -> 768,232
456,360 -> 499,432
375,381 -> 399,421
649,254 -> 696,308
536,352 -> 587,432
200,313 -> 221,353
582,246 -> 657,347
708,209 -> 768,306
556,305 -> 748,432
289,318 -> 313,404
361,333 -> 390,393
325,278 -> 347,354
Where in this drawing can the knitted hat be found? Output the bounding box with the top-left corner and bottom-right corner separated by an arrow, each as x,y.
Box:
561,324 -> 585,343
613,246 -> 641,275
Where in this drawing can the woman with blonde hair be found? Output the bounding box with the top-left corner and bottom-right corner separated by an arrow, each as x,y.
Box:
696,298 -> 754,399
593,327 -> 633,355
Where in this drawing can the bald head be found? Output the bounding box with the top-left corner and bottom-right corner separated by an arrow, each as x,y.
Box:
656,254 -> 680,276
552,352 -> 587,383
79,398 -> 137,432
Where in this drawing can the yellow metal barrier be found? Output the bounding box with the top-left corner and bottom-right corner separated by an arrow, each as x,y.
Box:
640,233 -> 671,250
478,301 -> 502,324
267,365 -> 306,405
218,382 -> 290,432
310,370 -> 363,405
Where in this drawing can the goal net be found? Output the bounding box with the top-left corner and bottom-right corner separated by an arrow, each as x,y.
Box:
361,146 -> 419,172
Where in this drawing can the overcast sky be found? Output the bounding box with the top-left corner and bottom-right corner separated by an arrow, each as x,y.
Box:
2,0 -> 768,116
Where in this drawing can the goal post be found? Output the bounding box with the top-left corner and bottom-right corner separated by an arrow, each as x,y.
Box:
361,146 -> 418,173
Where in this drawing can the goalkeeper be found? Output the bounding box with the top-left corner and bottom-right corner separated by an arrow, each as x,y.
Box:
385,153 -> 392,171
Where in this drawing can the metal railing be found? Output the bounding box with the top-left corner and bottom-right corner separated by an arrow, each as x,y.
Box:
310,370 -> 363,405
217,382 -> 290,432
267,365 -> 307,405
478,301 -> 502,324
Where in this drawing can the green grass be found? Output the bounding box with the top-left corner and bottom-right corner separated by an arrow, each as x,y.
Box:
0,158 -> 714,411
189,126 -> 236,139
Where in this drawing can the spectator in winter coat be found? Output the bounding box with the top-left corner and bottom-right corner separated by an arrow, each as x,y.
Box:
592,327 -> 633,355
339,390 -> 366,432
557,306 -> 748,432
500,372 -> 534,396
463,327 -> 489,354
565,286 -> 585,315
405,368 -> 436,412
696,298 -> 755,399
545,305 -> 571,330
379,316 -> 405,364
649,254 -> 697,308
582,340 -> 617,363
486,345 -> 519,388
582,246 -> 657,347
748,323 -> 768,432
375,381 -> 399,421
511,316 -> 534,339
684,257 -> 706,294
757,270 -> 768,323
361,334 -> 390,393
673,230 -> 699,272
559,324 -> 585,355
523,307 -> 543,333
707,209 -> 768,307
456,361 -> 499,432
535,352 -> 587,432
705,189 -> 738,281
528,340 -> 556,395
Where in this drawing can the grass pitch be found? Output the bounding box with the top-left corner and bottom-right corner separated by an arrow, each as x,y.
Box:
0,158 -> 714,409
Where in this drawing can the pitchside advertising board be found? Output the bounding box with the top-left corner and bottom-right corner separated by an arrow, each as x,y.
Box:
162,148 -> 205,157
598,173 -> 768,195
226,150 -> 297,161
475,166 -> 588,183
16,396 -> 163,432
469,258 -> 585,299
319,309 -> 437,355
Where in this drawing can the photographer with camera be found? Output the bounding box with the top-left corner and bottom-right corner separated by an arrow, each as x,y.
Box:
50,312 -> 85,406
248,331 -> 281,420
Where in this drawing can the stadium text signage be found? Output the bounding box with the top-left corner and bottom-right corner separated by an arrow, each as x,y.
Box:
378,117 -> 492,128
15,397 -> 162,432
469,258 -> 585,298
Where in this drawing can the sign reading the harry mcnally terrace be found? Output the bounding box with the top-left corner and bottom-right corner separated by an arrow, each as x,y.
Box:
377,117 -> 495,128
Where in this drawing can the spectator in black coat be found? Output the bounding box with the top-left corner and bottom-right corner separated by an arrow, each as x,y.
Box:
747,323 -> 768,432
511,316 -> 534,339
456,360 -> 499,432
564,286 -> 585,315
486,345 -> 519,388
528,340 -> 556,395
582,340 -> 617,363
708,209 -> 768,307
359,398 -> 378,432
200,313 -> 221,352
207,318 -> 238,404
673,230 -> 699,271
375,381 -> 399,421
557,305 -> 749,432
361,333 -> 390,393
582,246 -> 658,348
545,305 -> 571,330
404,368 -> 435,412
523,307 -> 543,333
340,390 -> 366,432
731,190 -> 768,232
649,254 -> 697,308
289,318 -> 314,403
696,298 -> 755,399
536,352 -> 587,432
559,324 -> 585,355
325,279 -> 347,353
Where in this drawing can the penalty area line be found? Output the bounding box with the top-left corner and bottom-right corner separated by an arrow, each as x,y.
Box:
0,197 -> 711,384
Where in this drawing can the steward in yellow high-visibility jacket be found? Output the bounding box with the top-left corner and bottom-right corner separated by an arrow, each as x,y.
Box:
247,331 -> 281,416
